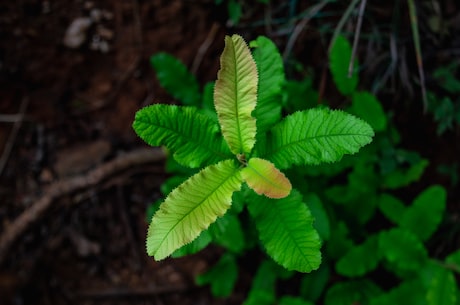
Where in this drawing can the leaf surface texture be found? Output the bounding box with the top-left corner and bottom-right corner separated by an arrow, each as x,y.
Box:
247,190 -> 321,272
260,108 -> 374,169
146,160 -> 243,260
214,34 -> 258,155
133,104 -> 231,167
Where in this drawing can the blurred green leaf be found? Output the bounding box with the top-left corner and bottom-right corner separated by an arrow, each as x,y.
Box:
300,263 -> 330,303
336,234 -> 381,277
378,193 -> 406,225
350,91 -> 387,132
196,253 -> 238,297
426,266 -> 457,305
379,228 -> 428,272
400,185 -> 446,241
324,280 -> 382,305
150,53 -> 201,106
329,35 -> 359,95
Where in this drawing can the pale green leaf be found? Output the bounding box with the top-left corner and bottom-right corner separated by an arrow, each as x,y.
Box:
196,253 -> 238,297
242,158 -> 292,199
329,35 -> 359,95
247,190 -> 322,273
150,53 -> 201,106
426,267 -> 457,305
350,91 -> 387,132
146,160 -> 243,260
400,185 -> 447,241
214,34 -> 258,155
260,108 -> 374,169
336,234 -> 381,277
133,104 -> 232,167
251,36 -> 284,134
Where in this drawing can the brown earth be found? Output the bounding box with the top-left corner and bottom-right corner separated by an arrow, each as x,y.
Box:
0,1 -> 459,304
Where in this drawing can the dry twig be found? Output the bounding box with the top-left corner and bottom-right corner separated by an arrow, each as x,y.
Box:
0,148 -> 165,265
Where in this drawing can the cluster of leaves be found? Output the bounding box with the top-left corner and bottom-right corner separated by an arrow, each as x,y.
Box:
427,61 -> 460,135
134,34 -> 460,304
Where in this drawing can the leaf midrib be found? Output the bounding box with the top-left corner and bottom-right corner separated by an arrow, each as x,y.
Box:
139,117 -> 231,160
153,163 -> 240,256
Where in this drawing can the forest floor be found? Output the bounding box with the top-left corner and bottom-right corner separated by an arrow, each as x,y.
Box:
0,1 -> 459,304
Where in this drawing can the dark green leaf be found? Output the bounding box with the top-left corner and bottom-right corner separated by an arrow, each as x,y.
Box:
350,91 -> 387,132
247,190 -> 322,273
336,234 -> 381,277
325,280 -> 382,305
329,35 -> 359,95
150,53 -> 201,106
378,228 -> 428,272
196,253 -> 238,297
251,36 -> 284,134
133,104 -> 232,168
400,185 -> 446,241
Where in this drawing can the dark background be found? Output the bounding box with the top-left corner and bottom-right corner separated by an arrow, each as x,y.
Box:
0,1 -> 459,304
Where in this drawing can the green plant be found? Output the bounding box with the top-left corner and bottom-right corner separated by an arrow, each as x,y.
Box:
133,34 -> 373,276
135,33 -> 460,304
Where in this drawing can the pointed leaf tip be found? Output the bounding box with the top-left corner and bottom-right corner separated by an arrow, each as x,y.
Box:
242,158 -> 292,199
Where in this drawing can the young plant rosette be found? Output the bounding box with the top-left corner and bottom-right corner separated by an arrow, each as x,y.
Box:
133,34 -> 374,273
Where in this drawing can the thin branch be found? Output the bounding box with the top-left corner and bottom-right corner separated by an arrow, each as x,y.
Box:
348,0 -> 367,77
282,1 -> 330,61
0,97 -> 29,176
191,22 -> 220,75
327,0 -> 360,54
0,148 -> 165,266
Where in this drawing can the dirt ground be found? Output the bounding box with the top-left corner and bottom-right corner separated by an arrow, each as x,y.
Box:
0,1 -> 459,304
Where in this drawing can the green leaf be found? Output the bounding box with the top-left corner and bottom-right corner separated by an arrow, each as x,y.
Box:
209,212 -> 245,253
214,34 -> 258,155
201,81 -> 217,119
305,193 -> 330,241
378,193 -> 406,224
282,78 -> 320,113
196,253 -> 238,297
329,35 -> 359,95
247,190 -> 322,273
350,91 -> 387,132
325,280 -> 382,305
378,228 -> 428,272
171,229 -> 212,258
336,234 -> 381,277
227,0 -> 242,25
260,108 -> 374,169
326,222 -> 354,260
243,259 -> 284,305
446,249 -> 460,269
426,267 -> 457,305
251,36 -> 284,134
383,158 -> 429,189
242,158 -> 292,199
400,185 -> 446,241
300,263 -> 330,302
279,296 -> 314,305
146,159 -> 243,260
150,53 -> 201,106
133,104 -> 232,168
370,279 -> 427,305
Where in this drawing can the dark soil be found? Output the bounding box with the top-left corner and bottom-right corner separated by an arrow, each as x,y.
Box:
0,1 -> 459,304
